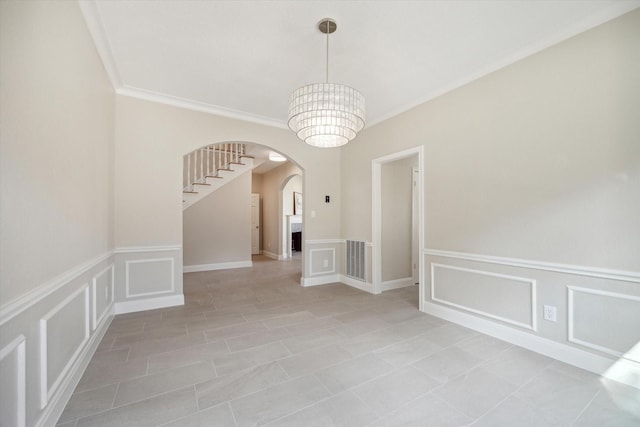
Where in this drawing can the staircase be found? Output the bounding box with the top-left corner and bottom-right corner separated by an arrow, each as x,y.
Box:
183,143 -> 258,210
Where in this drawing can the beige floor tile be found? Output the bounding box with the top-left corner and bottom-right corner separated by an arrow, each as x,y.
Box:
127,332 -> 207,360
196,361 -> 290,410
230,375 -> 330,427
515,368 -> 602,423
159,402 -> 237,427
374,333 -> 443,368
369,393 -> 473,427
433,367 -> 518,419
204,321 -> 267,341
76,356 -> 148,393
266,390 -> 378,426
58,384 -> 118,423
225,327 -> 291,352
352,366 -> 440,417
479,345 -> 554,386
282,327 -> 346,354
411,346 -> 480,384
277,344 -> 354,378
114,361 -> 216,406
76,387 -> 198,427
314,353 -> 395,394
213,341 -> 291,376
453,334 -> 512,361
147,340 -> 230,374
472,396 -> 564,427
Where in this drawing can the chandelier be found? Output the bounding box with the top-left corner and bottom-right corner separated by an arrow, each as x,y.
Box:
287,18 -> 365,148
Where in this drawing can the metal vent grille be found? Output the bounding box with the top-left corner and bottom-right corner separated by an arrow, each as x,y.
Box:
346,240 -> 366,281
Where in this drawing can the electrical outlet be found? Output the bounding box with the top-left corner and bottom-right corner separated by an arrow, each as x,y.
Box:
543,305 -> 557,322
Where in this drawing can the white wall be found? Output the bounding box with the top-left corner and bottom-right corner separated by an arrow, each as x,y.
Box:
341,8 -> 640,384
183,171 -> 252,269
0,1 -> 115,426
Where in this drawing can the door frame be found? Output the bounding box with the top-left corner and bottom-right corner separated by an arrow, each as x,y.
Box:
372,146 -> 424,310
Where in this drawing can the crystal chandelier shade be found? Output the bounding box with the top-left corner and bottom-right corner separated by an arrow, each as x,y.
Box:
287,18 -> 365,148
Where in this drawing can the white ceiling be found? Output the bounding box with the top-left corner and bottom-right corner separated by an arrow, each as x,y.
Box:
82,0 -> 639,130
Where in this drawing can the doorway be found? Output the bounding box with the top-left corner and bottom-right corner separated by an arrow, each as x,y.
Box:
372,146 -> 424,310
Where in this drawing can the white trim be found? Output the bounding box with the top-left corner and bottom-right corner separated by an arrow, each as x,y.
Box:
34,312 -> 113,427
78,0 -> 122,89
301,274 -> 341,287
421,300 -> 616,378
367,2 -> 640,128
262,250 -> 284,260
373,146 -> 424,306
125,258 -> 175,298
567,285 -> 640,358
381,277 -> 415,291
424,248 -> 640,284
114,245 -> 181,254
305,239 -> 344,245
0,334 -> 26,427
309,248 -> 336,276
113,294 -> 184,315
183,261 -> 252,273
39,285 -> 90,409
91,264 -> 114,331
430,263 -> 537,331
340,275 -> 376,294
118,86 -> 287,129
0,251 -> 112,326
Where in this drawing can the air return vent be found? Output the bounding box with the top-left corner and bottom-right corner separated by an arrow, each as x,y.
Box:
346,240 -> 366,281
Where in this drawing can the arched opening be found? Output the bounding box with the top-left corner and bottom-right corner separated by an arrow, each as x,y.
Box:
181,141 -> 304,281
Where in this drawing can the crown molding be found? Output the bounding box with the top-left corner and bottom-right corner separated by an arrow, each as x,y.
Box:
116,86 -> 288,129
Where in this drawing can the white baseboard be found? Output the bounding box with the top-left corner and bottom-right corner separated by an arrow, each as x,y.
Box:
262,251 -> 282,260
183,261 -> 252,273
381,277 -> 414,291
339,275 -> 376,294
421,301 -> 628,385
35,310 -> 113,427
301,274 -> 341,287
113,294 -> 184,315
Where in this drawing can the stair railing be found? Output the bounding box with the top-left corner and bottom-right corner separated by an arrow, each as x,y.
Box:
183,143 -> 246,192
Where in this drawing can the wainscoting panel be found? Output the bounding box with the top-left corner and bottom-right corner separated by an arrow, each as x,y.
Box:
568,286 -> 640,358
0,252 -> 114,427
92,265 -> 114,331
114,246 -> 183,313
424,249 -> 640,389
0,335 -> 26,427
125,258 -> 174,298
39,286 -> 90,409
431,263 -> 536,331
309,248 -> 336,276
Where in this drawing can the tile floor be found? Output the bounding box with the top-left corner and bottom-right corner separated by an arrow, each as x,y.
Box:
59,255 -> 640,426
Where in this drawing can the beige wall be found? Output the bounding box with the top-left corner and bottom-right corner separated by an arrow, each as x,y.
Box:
113,97 -> 340,262
259,163 -> 303,257
340,8 -> 640,380
0,2 -> 116,426
183,171 -> 251,266
381,156 -> 416,282
342,8 -> 640,272
0,0 -> 114,303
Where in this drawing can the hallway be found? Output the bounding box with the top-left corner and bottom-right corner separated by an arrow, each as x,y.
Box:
59,256 -> 639,426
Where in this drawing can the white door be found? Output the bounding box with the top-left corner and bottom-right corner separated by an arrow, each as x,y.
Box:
251,193 -> 260,255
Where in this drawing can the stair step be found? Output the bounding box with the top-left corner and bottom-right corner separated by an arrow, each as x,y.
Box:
205,175 -> 223,179
229,162 -> 246,166
192,182 -> 211,186
183,190 -> 198,194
